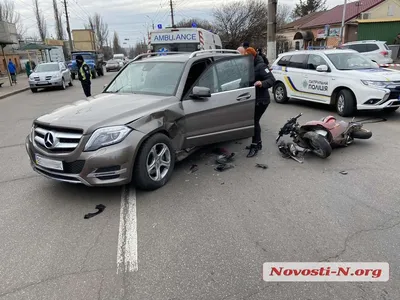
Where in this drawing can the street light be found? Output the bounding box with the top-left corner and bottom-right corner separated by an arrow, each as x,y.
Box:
146,15 -> 155,30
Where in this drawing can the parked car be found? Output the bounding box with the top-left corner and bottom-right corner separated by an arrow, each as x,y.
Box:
105,60 -> 122,72
25,50 -> 255,190
28,62 -> 73,93
340,40 -> 393,64
271,49 -> 400,117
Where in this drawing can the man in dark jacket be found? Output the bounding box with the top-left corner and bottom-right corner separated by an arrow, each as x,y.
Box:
75,55 -> 92,97
257,48 -> 269,66
244,47 -> 276,157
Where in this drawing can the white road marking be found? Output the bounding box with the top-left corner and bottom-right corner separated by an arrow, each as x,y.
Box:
117,185 -> 138,273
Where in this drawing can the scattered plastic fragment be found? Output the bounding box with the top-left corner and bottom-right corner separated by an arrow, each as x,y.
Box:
216,152 -> 235,164
340,171 -> 348,175
84,204 -> 106,219
189,164 -> 199,173
214,164 -> 234,172
256,163 -> 268,169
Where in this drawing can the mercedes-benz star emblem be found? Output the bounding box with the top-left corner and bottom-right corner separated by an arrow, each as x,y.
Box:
44,132 -> 56,149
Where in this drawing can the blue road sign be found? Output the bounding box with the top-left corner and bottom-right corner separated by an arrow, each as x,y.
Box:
157,24 -> 162,29
192,22 -> 197,28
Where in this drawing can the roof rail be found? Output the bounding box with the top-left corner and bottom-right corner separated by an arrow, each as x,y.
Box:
189,49 -> 240,58
132,51 -> 183,62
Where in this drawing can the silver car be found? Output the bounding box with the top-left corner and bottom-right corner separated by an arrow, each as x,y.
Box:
26,50 -> 256,190
29,62 -> 73,93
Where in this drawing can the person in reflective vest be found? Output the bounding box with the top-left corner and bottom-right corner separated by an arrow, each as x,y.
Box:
75,55 -> 92,97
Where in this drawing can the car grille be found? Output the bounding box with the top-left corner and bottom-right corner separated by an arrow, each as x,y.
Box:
34,124 -> 83,153
34,77 -> 40,81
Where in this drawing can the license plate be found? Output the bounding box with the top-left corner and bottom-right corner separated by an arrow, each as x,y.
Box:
38,81 -> 48,85
35,154 -> 63,171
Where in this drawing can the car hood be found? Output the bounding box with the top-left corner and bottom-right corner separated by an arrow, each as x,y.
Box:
31,71 -> 59,77
35,93 -> 176,134
347,68 -> 400,81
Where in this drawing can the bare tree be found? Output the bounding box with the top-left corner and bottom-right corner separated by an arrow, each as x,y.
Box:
0,0 -> 26,37
52,0 -> 64,40
33,0 -> 47,42
113,31 -> 122,54
176,18 -> 216,31
213,0 -> 268,49
85,13 -> 109,49
277,4 -> 293,29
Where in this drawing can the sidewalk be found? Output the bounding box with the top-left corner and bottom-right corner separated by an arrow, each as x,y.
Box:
0,74 -> 30,100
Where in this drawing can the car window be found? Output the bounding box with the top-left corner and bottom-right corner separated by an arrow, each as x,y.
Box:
307,54 -> 328,70
105,62 -> 185,96
277,55 -> 291,66
193,56 -> 252,95
384,43 -> 389,50
215,57 -> 251,92
349,44 -> 367,53
35,64 -> 60,72
366,44 -> 379,51
288,54 -> 307,69
197,67 -> 218,93
326,52 -> 378,70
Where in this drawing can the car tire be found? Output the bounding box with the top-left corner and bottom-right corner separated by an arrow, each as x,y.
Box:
273,82 -> 289,103
133,133 -> 175,191
71,73 -> 76,80
91,70 -> 97,79
336,89 -> 356,117
60,78 -> 66,90
31,88 -> 37,93
69,79 -> 73,87
383,107 -> 399,113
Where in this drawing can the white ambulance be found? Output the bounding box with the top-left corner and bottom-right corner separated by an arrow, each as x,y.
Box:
149,27 -> 222,53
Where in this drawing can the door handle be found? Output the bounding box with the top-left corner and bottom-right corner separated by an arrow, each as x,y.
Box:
236,93 -> 251,101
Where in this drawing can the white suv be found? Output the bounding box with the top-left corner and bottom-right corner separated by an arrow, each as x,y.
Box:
271,49 -> 400,117
340,40 -> 393,64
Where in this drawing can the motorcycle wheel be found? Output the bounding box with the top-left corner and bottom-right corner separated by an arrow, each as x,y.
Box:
351,128 -> 372,139
303,131 -> 332,159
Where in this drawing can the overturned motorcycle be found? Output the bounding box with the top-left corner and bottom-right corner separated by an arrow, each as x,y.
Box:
276,113 -> 372,163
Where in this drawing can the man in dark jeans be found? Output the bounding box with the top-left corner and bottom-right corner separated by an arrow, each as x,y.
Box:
76,55 -> 92,97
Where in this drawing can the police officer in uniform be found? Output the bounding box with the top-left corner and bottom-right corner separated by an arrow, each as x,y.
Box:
75,55 -> 92,97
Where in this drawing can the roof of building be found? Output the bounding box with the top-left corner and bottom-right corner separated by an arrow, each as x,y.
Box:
279,11 -> 326,30
357,17 -> 400,23
300,0 -> 384,29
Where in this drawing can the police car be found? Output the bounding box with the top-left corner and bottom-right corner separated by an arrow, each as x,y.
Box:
271,49 -> 400,116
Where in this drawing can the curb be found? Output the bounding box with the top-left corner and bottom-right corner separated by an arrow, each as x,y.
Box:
0,87 -> 30,100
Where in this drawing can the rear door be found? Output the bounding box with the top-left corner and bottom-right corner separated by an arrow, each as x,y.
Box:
182,55 -> 255,148
284,54 -> 310,99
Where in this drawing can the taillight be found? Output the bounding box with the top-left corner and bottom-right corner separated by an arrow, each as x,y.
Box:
380,51 -> 389,57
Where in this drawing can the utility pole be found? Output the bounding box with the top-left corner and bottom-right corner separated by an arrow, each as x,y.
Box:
267,0 -> 277,65
169,0 -> 175,27
339,0 -> 348,45
62,0 -> 74,54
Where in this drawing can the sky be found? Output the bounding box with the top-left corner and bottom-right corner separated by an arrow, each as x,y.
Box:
14,0 -> 344,48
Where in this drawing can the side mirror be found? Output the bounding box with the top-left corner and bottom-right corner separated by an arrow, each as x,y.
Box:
316,65 -> 329,72
190,86 -> 211,99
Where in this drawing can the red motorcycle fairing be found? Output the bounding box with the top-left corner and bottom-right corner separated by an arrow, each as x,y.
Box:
304,116 -> 349,140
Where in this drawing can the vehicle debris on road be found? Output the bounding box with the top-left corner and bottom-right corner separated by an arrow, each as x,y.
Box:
84,204 -> 106,219
256,163 -> 268,169
189,164 -> 199,173
214,164 -> 234,172
216,152 -> 235,164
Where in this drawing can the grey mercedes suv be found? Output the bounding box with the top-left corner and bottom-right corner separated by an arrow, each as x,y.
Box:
26,50 -> 257,190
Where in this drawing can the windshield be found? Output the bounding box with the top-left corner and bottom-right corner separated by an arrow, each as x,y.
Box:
35,64 -> 60,72
105,61 -> 185,96
153,43 -> 199,53
72,53 -> 95,60
326,53 -> 378,70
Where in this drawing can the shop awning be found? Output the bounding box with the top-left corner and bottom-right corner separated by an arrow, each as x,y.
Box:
19,43 -> 57,51
293,31 -> 314,41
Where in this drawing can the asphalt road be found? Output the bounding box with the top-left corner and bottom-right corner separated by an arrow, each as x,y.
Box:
0,71 -> 399,300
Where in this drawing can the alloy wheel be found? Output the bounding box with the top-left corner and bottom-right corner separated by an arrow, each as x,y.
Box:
146,143 -> 171,182
337,95 -> 345,113
275,86 -> 284,101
